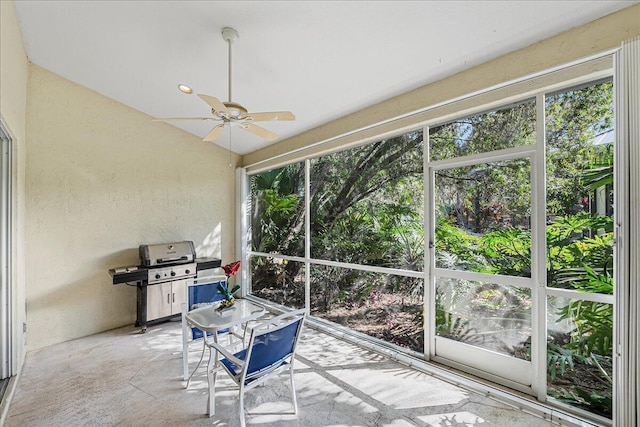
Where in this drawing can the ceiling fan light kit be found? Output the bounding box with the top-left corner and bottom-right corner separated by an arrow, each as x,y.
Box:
177,84 -> 193,94
154,26 -> 295,144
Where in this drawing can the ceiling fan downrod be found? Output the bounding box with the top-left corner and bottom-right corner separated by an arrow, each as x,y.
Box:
221,27 -> 239,104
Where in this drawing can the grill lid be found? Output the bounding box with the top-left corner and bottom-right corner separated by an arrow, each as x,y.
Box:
139,241 -> 196,267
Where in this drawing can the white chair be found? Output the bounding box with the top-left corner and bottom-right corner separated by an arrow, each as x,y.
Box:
206,309 -> 306,427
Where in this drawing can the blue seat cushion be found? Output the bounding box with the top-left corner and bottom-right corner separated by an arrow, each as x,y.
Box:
220,349 -> 247,375
220,349 -> 289,382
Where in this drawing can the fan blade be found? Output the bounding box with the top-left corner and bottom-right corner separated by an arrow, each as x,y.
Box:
203,124 -> 226,142
152,117 -> 213,122
240,123 -> 278,141
197,94 -> 230,115
245,111 -> 295,122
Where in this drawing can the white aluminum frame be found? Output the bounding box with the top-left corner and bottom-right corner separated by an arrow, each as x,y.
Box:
612,39 -> 637,426
539,75 -> 617,424
304,159 -> 311,313
423,127 -> 432,360
427,138 -> 537,390
532,93 -> 548,400
237,53 -> 622,427
236,167 -> 249,298
244,128 -> 428,309
0,121 -> 11,381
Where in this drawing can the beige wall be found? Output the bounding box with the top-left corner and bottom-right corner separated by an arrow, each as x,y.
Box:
25,65 -> 239,349
0,0 -> 28,373
243,3 -> 640,167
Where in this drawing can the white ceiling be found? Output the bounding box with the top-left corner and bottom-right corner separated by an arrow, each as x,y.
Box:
13,1 -> 637,155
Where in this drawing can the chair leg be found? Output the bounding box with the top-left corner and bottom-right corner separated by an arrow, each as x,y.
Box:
186,339 -> 206,389
181,305 -> 189,381
229,326 -> 236,345
239,384 -> 246,427
207,347 -> 217,417
290,367 -> 298,414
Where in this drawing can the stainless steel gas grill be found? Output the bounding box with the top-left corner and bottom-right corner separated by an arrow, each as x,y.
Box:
109,241 -> 221,332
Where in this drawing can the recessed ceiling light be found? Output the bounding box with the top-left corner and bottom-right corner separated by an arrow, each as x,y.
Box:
178,84 -> 193,94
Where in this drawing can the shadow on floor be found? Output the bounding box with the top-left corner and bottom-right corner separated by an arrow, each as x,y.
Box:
5,321 -> 552,426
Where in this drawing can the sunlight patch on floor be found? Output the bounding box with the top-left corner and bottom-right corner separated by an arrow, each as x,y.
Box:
331,366 -> 469,409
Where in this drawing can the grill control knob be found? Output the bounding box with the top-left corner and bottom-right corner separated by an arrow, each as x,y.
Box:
155,274 -> 161,280
170,271 -> 176,277
185,269 -> 191,274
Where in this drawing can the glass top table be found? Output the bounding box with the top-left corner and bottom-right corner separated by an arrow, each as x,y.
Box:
185,299 -> 266,334
184,299 -> 267,416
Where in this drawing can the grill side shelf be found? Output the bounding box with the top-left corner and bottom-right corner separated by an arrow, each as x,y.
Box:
109,267 -> 148,285
195,258 -> 222,271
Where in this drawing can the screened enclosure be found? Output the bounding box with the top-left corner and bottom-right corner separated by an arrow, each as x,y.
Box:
244,63 -> 617,422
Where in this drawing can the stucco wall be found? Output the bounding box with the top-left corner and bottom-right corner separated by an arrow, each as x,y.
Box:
25,65 -> 239,350
0,0 -> 28,373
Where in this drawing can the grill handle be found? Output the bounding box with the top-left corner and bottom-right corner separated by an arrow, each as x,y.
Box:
157,256 -> 189,264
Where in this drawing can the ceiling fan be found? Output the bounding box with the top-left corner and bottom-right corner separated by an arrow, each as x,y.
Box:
153,27 -> 295,142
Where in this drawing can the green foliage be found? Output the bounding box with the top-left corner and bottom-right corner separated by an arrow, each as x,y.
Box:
582,144 -> 614,190
429,100 -> 536,160
250,163 -> 305,256
434,159 -> 532,235
315,204 -> 393,266
436,211 -> 613,352
310,133 -> 424,264
480,228 -> 531,276
310,265 -> 378,310
546,81 -> 614,215
435,207 -> 613,416
557,299 -> 613,356
547,341 -> 575,380
435,219 -> 485,269
550,385 -> 612,418
547,213 -> 613,293
435,308 -> 482,345
435,218 -> 533,277
249,78 -> 615,419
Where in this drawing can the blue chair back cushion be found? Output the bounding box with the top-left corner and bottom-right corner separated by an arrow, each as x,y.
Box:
220,318 -> 302,380
246,319 -> 301,378
189,281 -> 227,340
189,281 -> 226,308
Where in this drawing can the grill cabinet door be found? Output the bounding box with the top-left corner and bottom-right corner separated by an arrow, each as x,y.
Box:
147,282 -> 172,321
170,279 -> 187,315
